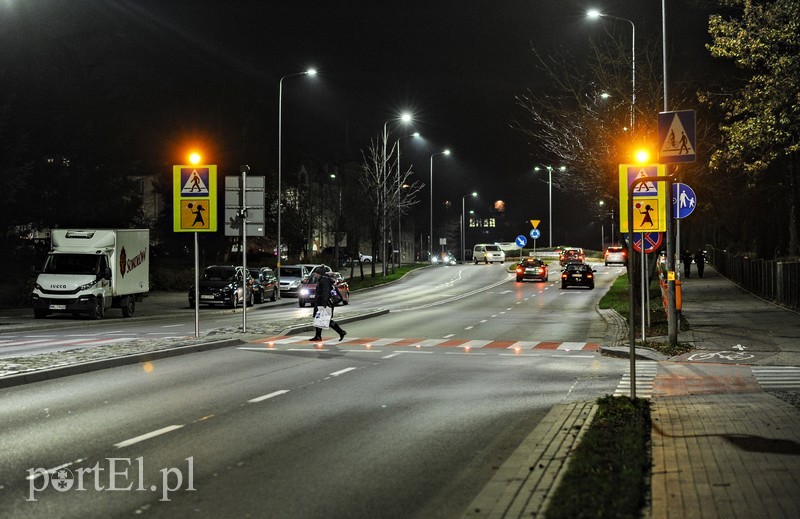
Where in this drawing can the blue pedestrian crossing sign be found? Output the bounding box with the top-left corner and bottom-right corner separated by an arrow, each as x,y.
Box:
658,110 -> 696,163
672,183 -> 697,219
530,228 -> 541,240
515,235 -> 527,248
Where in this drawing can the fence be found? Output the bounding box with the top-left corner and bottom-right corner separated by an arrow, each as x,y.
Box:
709,248 -> 800,309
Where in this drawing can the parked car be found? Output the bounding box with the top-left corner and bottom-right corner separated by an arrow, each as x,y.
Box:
604,246 -> 627,266
248,267 -> 278,303
561,263 -> 596,289
278,265 -> 311,297
298,271 -> 350,307
473,244 -> 505,264
431,251 -> 457,266
515,257 -> 549,282
358,252 -> 373,263
189,265 -> 254,307
559,248 -> 585,266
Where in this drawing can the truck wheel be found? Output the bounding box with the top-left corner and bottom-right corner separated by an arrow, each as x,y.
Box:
91,298 -> 104,320
34,308 -> 48,319
121,296 -> 135,318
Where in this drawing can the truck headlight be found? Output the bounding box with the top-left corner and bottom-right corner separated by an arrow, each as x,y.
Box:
78,280 -> 97,291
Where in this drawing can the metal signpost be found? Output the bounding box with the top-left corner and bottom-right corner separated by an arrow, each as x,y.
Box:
224,169 -> 265,333
173,164 -> 218,338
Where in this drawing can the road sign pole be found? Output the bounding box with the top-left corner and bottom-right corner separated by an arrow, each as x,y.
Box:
627,175 -> 676,399
194,232 -> 199,338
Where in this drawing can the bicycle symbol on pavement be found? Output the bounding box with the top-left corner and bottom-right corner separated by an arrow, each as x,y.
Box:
687,351 -> 755,362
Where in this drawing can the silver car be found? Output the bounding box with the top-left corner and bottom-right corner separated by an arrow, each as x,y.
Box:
604,246 -> 627,266
278,265 -> 310,297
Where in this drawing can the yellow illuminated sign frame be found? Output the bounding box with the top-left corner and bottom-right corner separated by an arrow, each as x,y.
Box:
618,164 -> 667,233
173,165 -> 217,232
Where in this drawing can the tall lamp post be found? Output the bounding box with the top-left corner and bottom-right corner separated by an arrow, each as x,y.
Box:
533,165 -> 565,248
587,10 -> 636,130
396,131 -> 420,266
462,192 -> 478,264
429,149 -> 451,258
382,113 -> 413,276
277,68 -> 316,297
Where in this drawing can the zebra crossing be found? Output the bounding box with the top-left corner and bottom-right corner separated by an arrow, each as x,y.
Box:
752,366 -> 800,390
614,361 -> 658,399
250,335 -> 601,352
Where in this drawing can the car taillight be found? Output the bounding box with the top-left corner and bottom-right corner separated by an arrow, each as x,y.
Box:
561,273 -> 567,279
516,267 -> 523,273
587,273 -> 594,279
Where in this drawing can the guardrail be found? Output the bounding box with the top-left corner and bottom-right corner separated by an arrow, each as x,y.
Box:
708,248 -> 800,309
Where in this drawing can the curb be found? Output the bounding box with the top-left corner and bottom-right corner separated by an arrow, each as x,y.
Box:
0,308 -> 390,390
0,337 -> 244,389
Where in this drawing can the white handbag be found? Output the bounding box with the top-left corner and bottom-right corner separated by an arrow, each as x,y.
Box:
313,307 -> 331,329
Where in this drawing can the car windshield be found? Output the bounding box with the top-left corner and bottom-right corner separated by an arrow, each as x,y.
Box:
485,245 -> 501,251
202,267 -> 235,281
280,267 -> 303,278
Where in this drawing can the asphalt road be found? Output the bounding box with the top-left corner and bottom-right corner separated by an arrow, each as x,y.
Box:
0,262 -> 628,517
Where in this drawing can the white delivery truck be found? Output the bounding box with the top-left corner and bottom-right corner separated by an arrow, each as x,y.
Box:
32,229 -> 149,319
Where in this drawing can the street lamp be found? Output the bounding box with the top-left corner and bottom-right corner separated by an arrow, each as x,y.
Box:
277,67 -> 316,297
462,192 -> 478,264
533,165 -> 566,248
429,149 -> 451,258
396,131 -> 420,266
382,112 -> 413,276
587,10 -> 636,130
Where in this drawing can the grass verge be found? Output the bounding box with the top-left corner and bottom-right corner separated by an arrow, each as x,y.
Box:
545,396 -> 651,519
599,272 -> 693,357
345,263 -> 428,291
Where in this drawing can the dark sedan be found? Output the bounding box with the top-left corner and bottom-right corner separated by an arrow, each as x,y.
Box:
248,267 -> 278,303
515,258 -> 549,282
189,265 -> 254,307
561,263 -> 596,289
298,271 -> 350,307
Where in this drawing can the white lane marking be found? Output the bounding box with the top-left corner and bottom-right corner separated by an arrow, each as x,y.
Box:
464,326 -> 474,330
330,367 -> 357,377
248,390 -> 290,403
443,333 -> 455,339
161,324 -> 184,328
382,352 -> 403,359
479,319 -> 487,323
114,425 -> 184,449
557,342 -> 587,351
393,274 -> 513,312
288,348 -> 328,352
343,349 -> 382,353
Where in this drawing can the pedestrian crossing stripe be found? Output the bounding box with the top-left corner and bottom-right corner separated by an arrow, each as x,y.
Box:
752,366 -> 800,390
614,362 -> 658,399
250,336 -> 601,351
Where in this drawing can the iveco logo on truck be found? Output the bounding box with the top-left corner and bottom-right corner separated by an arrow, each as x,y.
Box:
50,284 -> 67,289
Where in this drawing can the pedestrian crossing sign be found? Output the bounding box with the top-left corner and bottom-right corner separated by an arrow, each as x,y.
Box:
173,165 -> 217,232
618,164 -> 667,233
658,110 -> 696,163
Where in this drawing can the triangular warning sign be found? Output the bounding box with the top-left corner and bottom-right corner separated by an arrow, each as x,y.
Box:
182,169 -> 209,194
633,169 -> 656,193
660,114 -> 695,157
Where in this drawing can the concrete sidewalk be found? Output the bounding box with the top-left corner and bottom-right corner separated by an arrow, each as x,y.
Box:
649,266 -> 800,518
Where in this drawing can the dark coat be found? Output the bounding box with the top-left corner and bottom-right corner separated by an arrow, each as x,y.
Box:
314,274 -> 335,307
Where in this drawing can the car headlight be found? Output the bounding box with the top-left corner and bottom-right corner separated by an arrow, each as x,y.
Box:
300,288 -> 309,296
290,280 -> 301,288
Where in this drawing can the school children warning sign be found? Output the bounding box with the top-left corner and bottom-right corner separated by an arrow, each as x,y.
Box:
173,165 -> 217,232
618,164 -> 667,233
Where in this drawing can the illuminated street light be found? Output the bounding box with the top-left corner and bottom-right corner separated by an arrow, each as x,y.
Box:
277,67 -> 316,296
533,165 -> 566,248
396,131 -> 420,266
429,149 -> 451,257
381,112 -> 413,275
588,10 -> 636,130
188,152 -> 202,165
462,192 -> 478,264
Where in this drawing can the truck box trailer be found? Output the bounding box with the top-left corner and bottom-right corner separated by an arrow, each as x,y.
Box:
32,229 -> 149,319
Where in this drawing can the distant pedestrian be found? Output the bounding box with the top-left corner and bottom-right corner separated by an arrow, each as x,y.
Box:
682,249 -> 692,278
695,250 -> 705,278
310,266 -> 347,342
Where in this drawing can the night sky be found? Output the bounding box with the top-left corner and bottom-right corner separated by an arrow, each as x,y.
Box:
0,0 -> 715,248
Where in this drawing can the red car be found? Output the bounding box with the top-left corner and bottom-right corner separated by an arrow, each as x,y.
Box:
515,258 -> 549,282
298,272 -> 350,307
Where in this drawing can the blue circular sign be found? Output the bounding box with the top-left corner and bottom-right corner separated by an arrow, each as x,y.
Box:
530,228 -> 541,239
672,183 -> 697,219
515,235 -> 527,248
